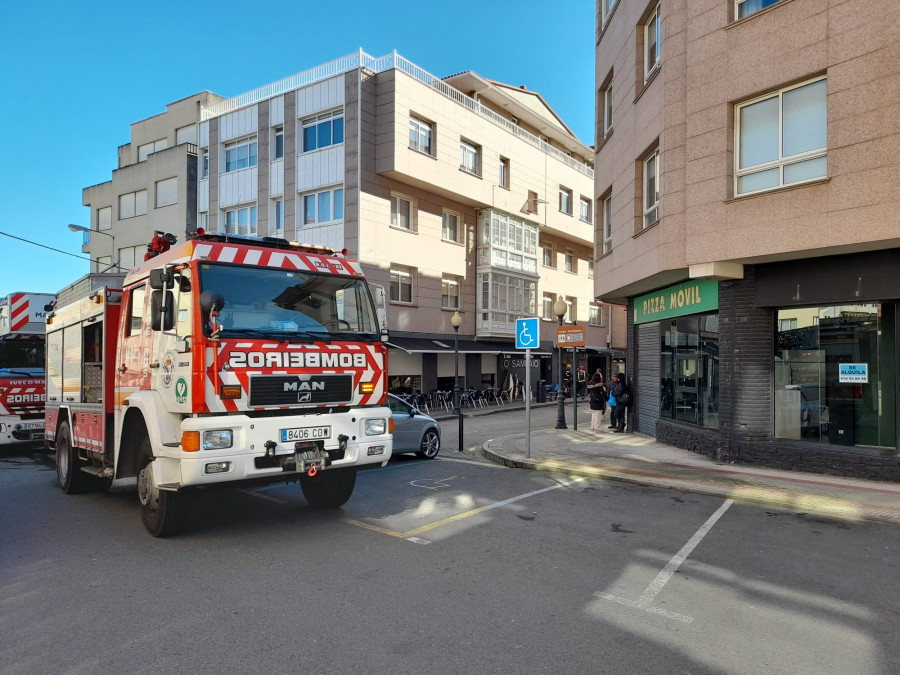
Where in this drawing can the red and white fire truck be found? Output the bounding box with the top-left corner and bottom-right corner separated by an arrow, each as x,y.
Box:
0,292 -> 55,447
45,233 -> 392,536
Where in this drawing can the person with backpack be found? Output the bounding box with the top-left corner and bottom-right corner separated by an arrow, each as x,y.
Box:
586,369 -> 607,431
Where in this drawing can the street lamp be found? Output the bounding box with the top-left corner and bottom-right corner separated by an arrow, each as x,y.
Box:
553,296 -> 568,430
451,310 -> 464,451
69,224 -> 116,272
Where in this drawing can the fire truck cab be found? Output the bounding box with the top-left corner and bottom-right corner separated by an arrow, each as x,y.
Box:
46,234 -> 392,536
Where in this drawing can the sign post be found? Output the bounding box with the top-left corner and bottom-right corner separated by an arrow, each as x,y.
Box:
556,325 -> 585,430
516,317 -> 540,458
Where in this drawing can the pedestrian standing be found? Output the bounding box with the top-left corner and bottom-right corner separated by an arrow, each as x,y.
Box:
607,374 -> 619,430
610,373 -> 632,433
586,369 -> 607,431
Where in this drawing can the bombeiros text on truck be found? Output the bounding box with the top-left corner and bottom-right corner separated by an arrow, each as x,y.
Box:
0,292 -> 55,447
45,230 -> 392,536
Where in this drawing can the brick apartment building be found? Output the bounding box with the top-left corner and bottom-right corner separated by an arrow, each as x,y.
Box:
594,0 -> 899,479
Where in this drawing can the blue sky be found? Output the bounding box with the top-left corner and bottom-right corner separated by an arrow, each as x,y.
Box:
0,0 -> 595,299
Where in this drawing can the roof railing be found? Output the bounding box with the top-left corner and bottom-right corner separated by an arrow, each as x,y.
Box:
201,50 -> 593,178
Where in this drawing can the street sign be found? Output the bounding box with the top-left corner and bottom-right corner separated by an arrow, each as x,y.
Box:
516,317 -> 540,350
556,325 -> 585,347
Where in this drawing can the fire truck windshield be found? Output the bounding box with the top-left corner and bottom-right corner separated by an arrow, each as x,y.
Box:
198,263 -> 379,338
0,340 -> 45,369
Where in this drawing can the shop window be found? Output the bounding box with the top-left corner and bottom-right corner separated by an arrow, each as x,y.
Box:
659,314 -> 720,429
775,304 -> 895,449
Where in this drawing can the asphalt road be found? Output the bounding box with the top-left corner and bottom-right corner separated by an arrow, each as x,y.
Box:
2,412 -> 899,674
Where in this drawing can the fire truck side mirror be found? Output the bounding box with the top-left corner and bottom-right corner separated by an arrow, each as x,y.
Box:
150,290 -> 176,332
149,268 -> 174,290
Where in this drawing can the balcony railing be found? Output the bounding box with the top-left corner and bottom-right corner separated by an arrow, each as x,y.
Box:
201,50 -> 593,178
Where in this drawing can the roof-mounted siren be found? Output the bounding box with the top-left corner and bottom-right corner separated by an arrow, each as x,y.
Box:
145,231 -> 177,261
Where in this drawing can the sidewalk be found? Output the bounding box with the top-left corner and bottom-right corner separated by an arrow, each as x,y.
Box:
434,399 -> 900,526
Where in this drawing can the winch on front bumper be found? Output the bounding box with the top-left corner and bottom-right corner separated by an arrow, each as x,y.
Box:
254,436 -> 349,473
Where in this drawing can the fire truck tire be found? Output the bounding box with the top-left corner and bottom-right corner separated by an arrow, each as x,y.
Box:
56,421 -> 91,494
137,437 -> 187,537
299,467 -> 357,508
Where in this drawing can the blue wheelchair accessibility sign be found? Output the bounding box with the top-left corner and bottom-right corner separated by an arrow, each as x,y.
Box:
515,317 -> 540,350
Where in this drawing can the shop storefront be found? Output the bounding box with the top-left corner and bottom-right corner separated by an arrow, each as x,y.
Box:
634,249 -> 900,481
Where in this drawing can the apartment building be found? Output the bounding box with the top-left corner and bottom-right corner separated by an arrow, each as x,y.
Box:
594,0 -> 900,479
79,51 -> 626,396
80,92 -> 225,271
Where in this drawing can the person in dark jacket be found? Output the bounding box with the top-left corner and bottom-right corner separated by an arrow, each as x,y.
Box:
610,373 -> 631,432
586,370 -> 607,431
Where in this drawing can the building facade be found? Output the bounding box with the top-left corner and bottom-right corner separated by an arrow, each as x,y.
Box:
80,52 -> 627,399
594,0 -> 900,479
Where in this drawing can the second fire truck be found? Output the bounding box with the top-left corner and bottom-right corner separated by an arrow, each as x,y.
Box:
45,233 -> 392,536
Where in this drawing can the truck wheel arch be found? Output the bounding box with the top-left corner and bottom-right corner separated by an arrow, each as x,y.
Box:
117,409 -> 150,479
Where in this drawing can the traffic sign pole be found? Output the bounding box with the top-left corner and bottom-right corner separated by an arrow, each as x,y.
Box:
525,348 -> 531,458
515,317 -> 539,459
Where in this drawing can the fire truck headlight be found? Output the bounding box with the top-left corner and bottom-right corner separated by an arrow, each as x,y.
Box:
364,419 -> 387,436
202,429 -> 233,450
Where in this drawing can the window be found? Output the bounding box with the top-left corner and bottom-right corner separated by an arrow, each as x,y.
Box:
479,273 -> 537,321
302,110 -> 343,152
460,140 -> 479,175
390,266 -> 414,304
660,315 -> 720,429
499,157 -> 510,188
590,305 -> 601,326
775,304 -> 895,448
604,82 -> 614,135
409,116 -> 433,155
644,4 -> 661,81
559,186 -> 573,215
225,137 -> 258,172
155,177 -> 177,208
301,187 -> 344,225
477,210 -> 539,275
588,262 -> 594,279
542,293 -> 556,320
643,149 -> 660,227
224,205 -> 258,236
442,211 -> 460,243
198,212 -> 208,232
735,77 -> 827,196
601,0 -> 618,24
127,286 -> 146,336
602,194 -> 612,254
273,199 -> 284,234
442,275 -> 461,310
736,0 -> 783,19
200,149 -> 209,179
274,126 -> 284,160
543,244 -> 554,268
97,206 -> 111,231
564,250 -> 575,273
138,139 -> 167,162
119,190 -> 147,219
565,296 -> 576,323
391,194 -> 413,230
579,197 -> 591,223
526,190 -> 539,214
176,124 -> 197,145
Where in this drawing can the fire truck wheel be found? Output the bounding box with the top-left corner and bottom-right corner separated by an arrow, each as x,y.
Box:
299,467 -> 357,508
56,421 -> 91,494
137,438 -> 186,537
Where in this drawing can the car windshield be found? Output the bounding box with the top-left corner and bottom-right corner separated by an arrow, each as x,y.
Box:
198,263 -> 379,338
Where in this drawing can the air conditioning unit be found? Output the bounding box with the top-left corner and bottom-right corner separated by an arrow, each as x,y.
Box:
511,116 -> 518,124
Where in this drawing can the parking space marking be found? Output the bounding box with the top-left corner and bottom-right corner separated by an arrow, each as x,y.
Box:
344,477 -> 585,540
409,476 -> 461,490
595,498 -> 734,624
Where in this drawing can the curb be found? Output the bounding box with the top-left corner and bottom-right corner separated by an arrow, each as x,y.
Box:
480,439 -> 900,526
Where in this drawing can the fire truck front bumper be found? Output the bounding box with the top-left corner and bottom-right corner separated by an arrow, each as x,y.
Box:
171,408 -> 393,487
0,419 -> 45,446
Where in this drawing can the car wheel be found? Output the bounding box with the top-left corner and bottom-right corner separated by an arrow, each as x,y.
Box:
416,429 -> 440,459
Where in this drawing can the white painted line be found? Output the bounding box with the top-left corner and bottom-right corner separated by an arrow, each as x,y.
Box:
406,537 -> 431,545
594,498 -> 734,624
637,498 -> 734,608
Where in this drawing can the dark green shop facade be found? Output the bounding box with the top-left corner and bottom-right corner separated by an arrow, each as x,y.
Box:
625,249 -> 900,481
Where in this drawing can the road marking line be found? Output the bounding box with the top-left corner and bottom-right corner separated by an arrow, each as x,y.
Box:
406,537 -> 431,545
595,498 -> 734,624
344,477 -> 585,540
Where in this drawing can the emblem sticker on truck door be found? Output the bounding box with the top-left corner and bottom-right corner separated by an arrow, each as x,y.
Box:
175,378 -> 188,404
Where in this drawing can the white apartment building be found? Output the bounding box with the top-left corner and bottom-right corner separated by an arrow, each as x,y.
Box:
80,51 -> 626,396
